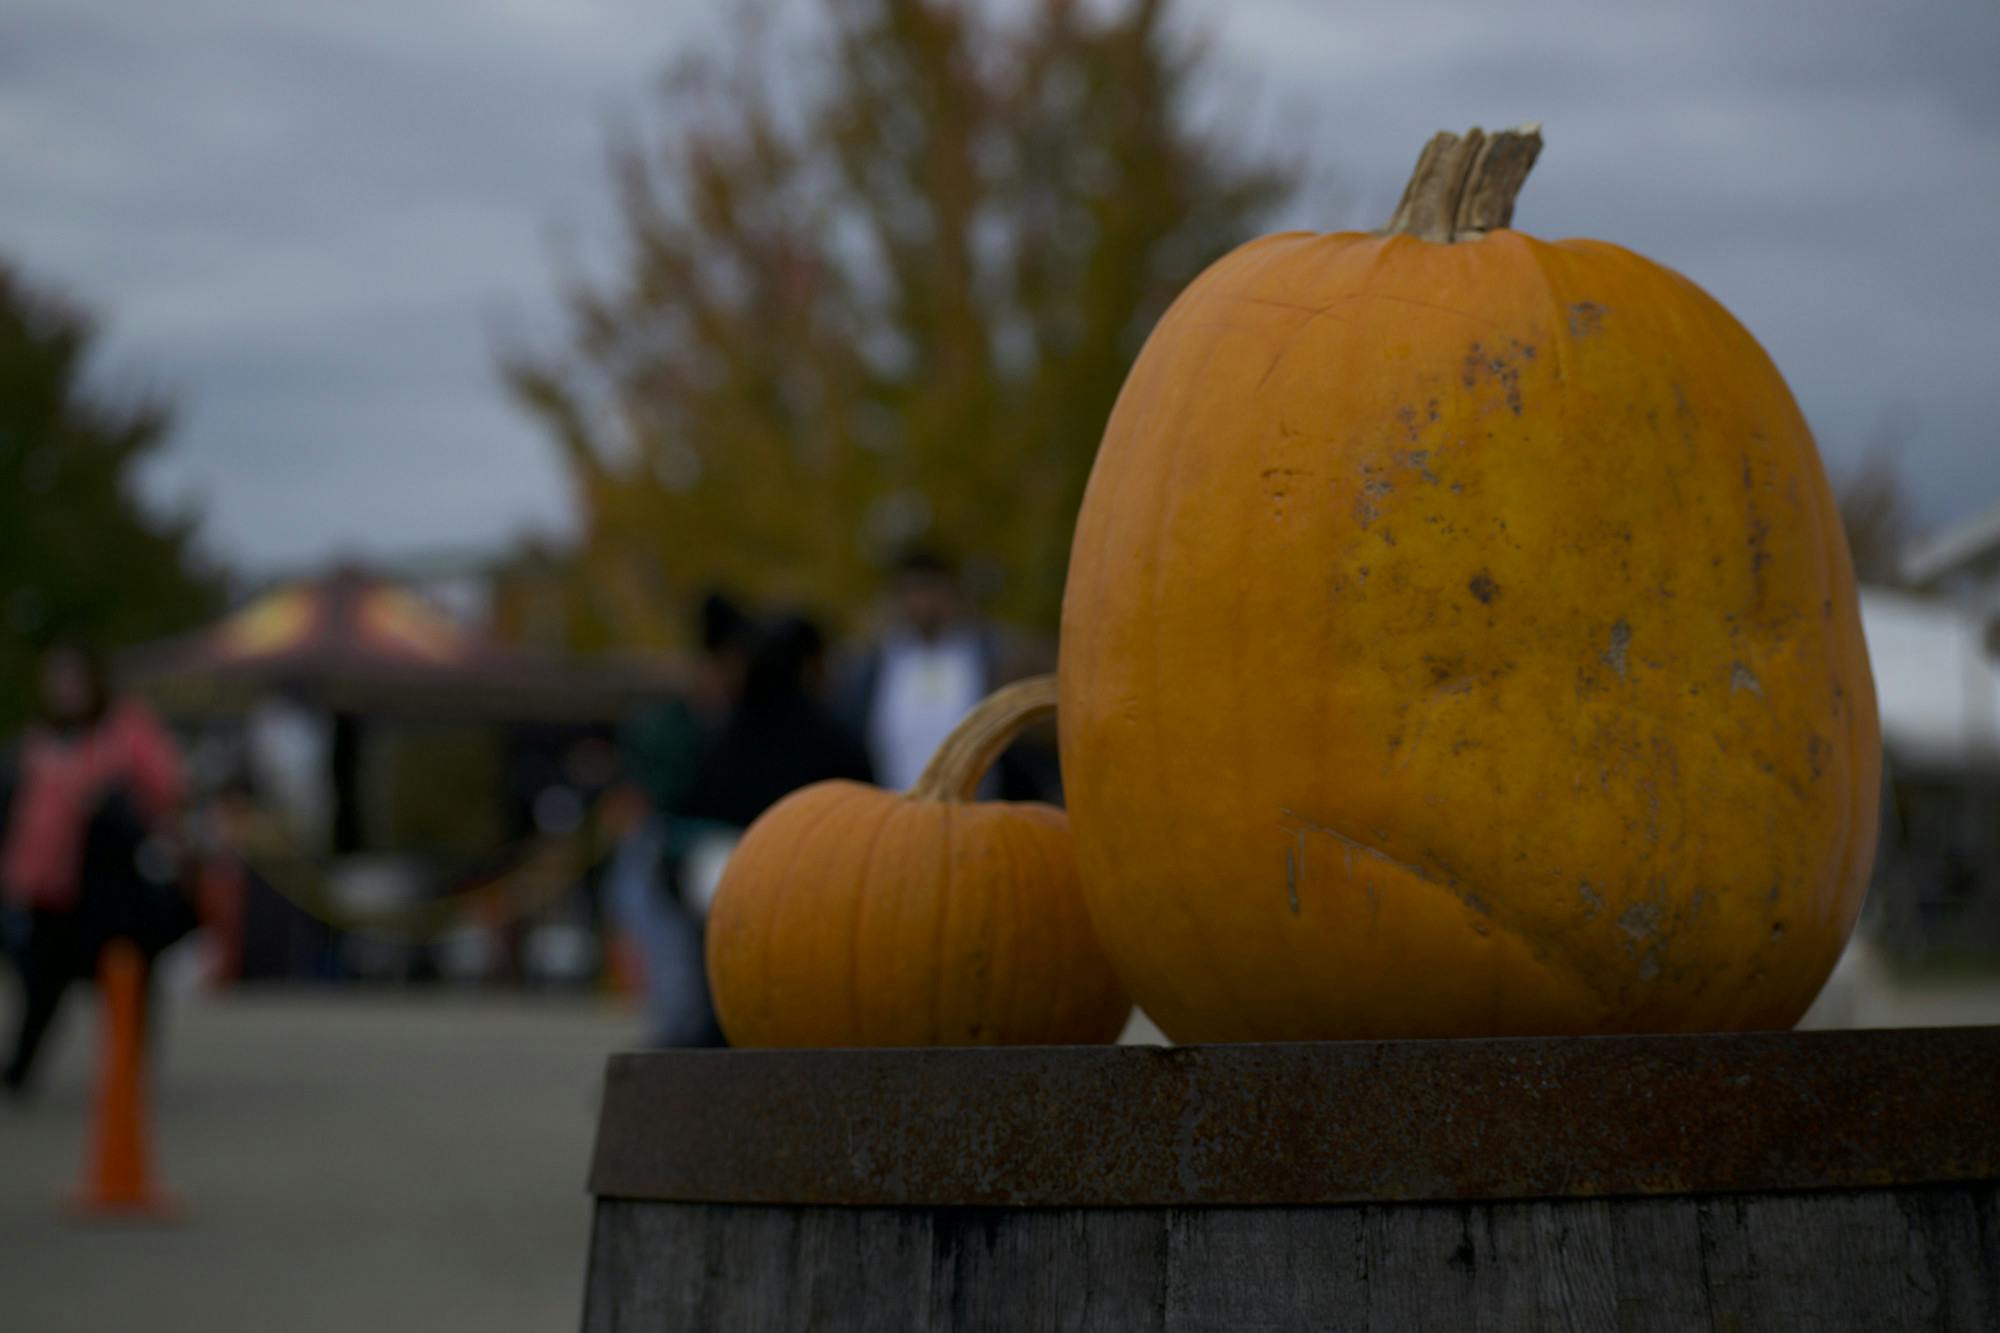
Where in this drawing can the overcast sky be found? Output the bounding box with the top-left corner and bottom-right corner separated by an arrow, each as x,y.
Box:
5,0 -> 1997,578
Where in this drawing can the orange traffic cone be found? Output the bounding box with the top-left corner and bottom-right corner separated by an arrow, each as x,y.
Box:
66,938 -> 180,1220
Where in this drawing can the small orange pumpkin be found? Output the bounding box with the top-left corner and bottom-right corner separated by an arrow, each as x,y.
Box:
705,676 -> 1130,1047
1059,127 -> 1881,1042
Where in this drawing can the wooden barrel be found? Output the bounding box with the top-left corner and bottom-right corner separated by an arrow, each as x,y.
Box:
584,1027 -> 2000,1330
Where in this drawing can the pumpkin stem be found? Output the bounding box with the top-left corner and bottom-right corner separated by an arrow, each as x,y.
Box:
908,674 -> 1058,803
1381,124 -> 1543,243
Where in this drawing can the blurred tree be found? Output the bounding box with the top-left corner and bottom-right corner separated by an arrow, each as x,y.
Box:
0,261 -> 221,732
1835,412 -> 1916,586
506,0 -> 1291,646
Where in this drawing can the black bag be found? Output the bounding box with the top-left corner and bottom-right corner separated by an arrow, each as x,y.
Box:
79,787 -> 199,958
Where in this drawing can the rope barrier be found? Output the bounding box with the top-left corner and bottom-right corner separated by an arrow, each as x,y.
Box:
209,798 -> 625,944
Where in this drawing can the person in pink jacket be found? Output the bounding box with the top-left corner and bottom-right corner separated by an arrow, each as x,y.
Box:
3,645 -> 187,1096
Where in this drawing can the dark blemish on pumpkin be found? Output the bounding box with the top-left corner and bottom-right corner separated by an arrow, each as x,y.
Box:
1425,654 -> 1468,686
1822,598 -> 1833,619
1379,529 -> 1397,547
1567,301 -> 1606,336
1462,341 -> 1525,415
1747,514 -> 1771,572
1637,948 -> 1663,982
1463,893 -> 1492,917
1262,465 -> 1309,522
1285,843 -> 1301,916
1449,481 -> 1465,495
1730,662 -> 1763,696
1520,343 -> 1537,360
1806,732 -> 1827,779
1769,921 -> 1786,943
1617,901 -> 1661,946
1602,619 -> 1631,677
1468,572 -> 1499,604
1426,398 -> 1441,423
1403,449 -> 1440,484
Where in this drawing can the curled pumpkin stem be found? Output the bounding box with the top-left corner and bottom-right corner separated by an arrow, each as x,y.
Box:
908,674 -> 1058,803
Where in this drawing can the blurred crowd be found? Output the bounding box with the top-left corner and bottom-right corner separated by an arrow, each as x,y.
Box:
0,548 -> 1060,1088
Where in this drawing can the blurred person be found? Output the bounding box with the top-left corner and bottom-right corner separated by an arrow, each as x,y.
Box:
605,592 -> 759,1047
839,548 -> 988,793
2,645 -> 193,1096
682,612 -> 872,830
621,592 -> 756,822
837,548 -> 1060,802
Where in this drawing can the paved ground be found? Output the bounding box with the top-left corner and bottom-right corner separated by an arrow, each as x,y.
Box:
2,949 -> 1994,1333
0,987 -> 641,1333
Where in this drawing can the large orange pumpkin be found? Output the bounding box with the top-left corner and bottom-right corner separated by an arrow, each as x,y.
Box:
706,676 -> 1130,1047
1058,127 -> 1881,1042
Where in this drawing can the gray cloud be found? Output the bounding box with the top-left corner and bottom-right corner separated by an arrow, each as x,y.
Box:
3,0 -> 1995,574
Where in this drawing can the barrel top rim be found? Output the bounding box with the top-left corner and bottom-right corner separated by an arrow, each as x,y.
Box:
588,1025 -> 2000,1208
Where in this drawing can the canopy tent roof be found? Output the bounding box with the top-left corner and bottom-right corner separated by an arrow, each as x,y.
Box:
125,566 -> 676,722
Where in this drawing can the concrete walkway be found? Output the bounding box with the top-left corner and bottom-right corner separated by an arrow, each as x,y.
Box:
5,958 -> 1994,1332
0,988 -> 640,1333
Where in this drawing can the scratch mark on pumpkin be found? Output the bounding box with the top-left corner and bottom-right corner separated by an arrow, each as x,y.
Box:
1282,810 -> 1451,889
1730,662 -> 1763,696
1281,811 -> 1626,1009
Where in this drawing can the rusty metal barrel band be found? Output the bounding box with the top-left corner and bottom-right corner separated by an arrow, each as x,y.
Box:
587,1027 -> 2000,1207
